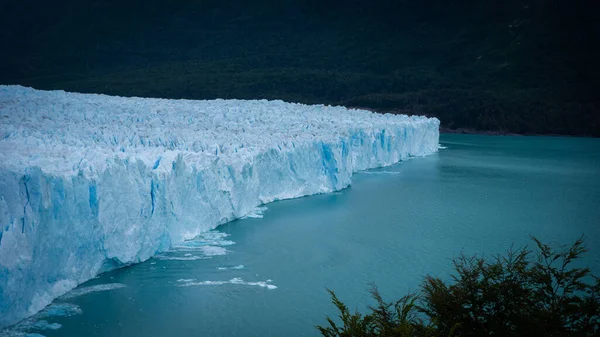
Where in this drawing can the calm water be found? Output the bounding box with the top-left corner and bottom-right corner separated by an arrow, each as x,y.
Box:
9,134 -> 600,337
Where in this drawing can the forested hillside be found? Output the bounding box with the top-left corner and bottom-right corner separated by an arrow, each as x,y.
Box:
1,0 -> 598,135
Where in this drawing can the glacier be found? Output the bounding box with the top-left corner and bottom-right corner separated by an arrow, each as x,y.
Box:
0,85 -> 439,328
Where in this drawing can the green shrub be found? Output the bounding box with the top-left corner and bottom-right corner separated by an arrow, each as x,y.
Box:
318,236 -> 600,337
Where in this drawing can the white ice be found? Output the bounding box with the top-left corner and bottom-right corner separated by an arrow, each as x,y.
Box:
0,303 -> 82,337
154,230 -> 234,261
176,277 -> 277,290
0,85 -> 439,328
217,265 -> 245,270
59,283 -> 126,300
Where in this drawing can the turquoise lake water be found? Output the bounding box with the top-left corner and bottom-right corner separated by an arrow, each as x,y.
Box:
5,134 -> 600,337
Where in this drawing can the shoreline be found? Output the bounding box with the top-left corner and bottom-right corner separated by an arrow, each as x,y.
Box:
438,127 -> 588,138
352,107 -> 586,138
439,127 -> 520,136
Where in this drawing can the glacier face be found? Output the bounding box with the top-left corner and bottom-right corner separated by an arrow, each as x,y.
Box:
0,85 -> 439,328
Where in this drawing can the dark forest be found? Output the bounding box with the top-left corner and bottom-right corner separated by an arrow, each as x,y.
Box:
1,0 -> 598,135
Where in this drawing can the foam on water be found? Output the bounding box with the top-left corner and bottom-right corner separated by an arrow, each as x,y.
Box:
360,171 -> 402,175
242,206 -> 268,219
217,265 -> 245,270
1,283 -> 123,336
59,283 -> 126,300
0,304 -> 82,337
154,255 -> 210,261
37,304 -> 82,318
198,246 -> 229,256
154,230 -> 234,261
29,321 -> 61,331
176,278 -> 277,290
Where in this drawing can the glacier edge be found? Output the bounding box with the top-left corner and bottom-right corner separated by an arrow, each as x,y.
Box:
0,85 -> 439,329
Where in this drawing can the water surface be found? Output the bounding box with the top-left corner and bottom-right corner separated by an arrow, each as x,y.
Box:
8,134 -> 600,337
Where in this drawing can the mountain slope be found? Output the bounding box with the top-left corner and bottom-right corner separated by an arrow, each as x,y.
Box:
0,0 -> 598,135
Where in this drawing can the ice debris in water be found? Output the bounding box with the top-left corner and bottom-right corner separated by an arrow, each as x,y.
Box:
360,171 -> 402,175
176,278 -> 277,290
0,85 -> 439,328
217,265 -> 245,270
30,321 -> 61,331
241,206 -> 268,219
154,230 -> 233,261
0,303 -> 81,337
59,283 -> 126,300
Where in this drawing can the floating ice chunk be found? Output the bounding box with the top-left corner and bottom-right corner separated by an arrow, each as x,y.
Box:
154,255 -> 210,261
60,283 -> 126,300
198,246 -> 228,257
176,277 -> 276,290
30,321 -> 61,331
176,279 -> 196,283
172,232 -> 235,249
37,304 -> 82,318
360,171 -> 402,175
242,206 -> 268,219
154,230 -> 232,261
0,303 -> 81,337
217,265 -> 245,270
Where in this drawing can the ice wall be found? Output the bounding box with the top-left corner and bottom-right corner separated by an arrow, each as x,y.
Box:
0,85 -> 439,328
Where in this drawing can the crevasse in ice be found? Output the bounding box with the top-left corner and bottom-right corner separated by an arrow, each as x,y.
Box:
0,85 -> 439,328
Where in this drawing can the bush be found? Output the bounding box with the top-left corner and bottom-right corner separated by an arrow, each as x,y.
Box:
318,236 -> 600,337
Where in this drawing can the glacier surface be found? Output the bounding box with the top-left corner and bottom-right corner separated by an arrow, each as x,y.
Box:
0,85 -> 439,328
